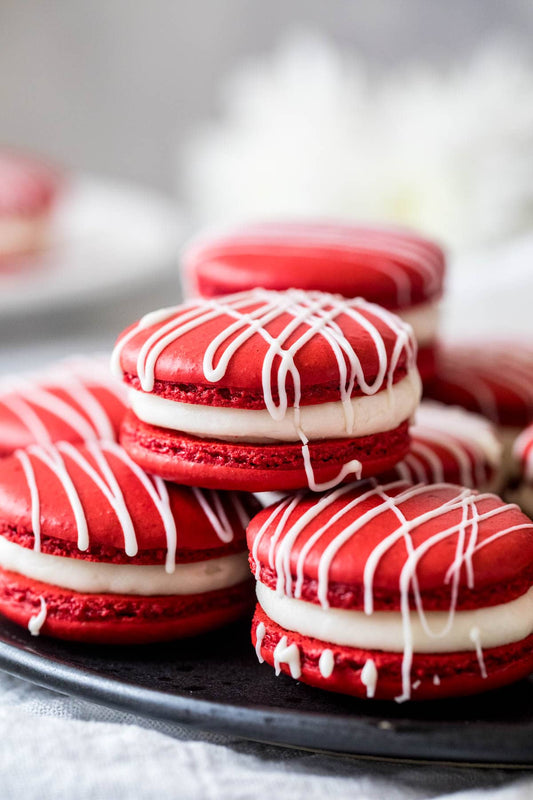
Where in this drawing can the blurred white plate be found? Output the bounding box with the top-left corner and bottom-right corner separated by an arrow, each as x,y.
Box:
0,175 -> 181,317
443,233 -> 533,340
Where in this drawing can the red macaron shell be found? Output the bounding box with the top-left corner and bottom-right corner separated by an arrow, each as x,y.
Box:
0,357 -> 128,457
114,290 -> 416,409
252,607 -> 533,701
0,150 -> 61,215
0,441 -> 257,563
248,482 -> 533,612
120,413 -> 410,492
515,424 -> 533,484
427,342 -> 533,428
0,568 -> 253,644
384,402 -> 501,490
183,221 -> 445,310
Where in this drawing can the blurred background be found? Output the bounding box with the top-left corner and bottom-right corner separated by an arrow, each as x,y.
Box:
1,0 -> 532,370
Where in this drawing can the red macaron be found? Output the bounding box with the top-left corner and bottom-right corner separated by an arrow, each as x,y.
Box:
182,221 -> 445,382
0,440 -> 258,643
248,480 -> 533,701
0,356 -> 128,457
387,401 -> 502,491
113,288 -> 421,492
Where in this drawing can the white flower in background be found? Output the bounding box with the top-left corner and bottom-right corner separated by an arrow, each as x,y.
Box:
181,32 -> 533,252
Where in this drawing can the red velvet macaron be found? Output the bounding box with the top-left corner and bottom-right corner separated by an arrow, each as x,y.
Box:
248,481 -> 533,701
182,221 -> 445,382
113,289 -> 421,492
0,356 -> 128,457
387,401 -> 502,491
0,440 -> 258,643
427,341 -> 533,479
0,150 -> 61,259
428,341 -> 533,428
510,424 -> 533,518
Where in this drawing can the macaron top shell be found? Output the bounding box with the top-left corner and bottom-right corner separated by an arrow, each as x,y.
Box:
428,342 -> 533,427
183,221 -> 445,309
0,441 -> 257,562
0,150 -> 61,215
113,289 -> 417,408
248,481 -> 533,611
0,356 -> 128,456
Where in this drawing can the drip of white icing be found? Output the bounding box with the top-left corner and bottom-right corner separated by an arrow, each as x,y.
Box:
318,649 -> 335,679
469,626 -> 488,679
273,636 -> 301,679
361,659 -> 378,698
15,450 -> 41,552
112,289 -> 417,492
255,621 -> 266,663
28,596 -> 47,636
412,680 -> 421,690
433,674 -> 441,686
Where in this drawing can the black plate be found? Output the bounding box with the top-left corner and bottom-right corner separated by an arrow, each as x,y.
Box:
0,615 -> 532,766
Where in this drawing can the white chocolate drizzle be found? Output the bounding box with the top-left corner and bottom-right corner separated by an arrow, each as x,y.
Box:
433,344 -> 533,425
255,621 -> 266,663
252,480 -> 533,701
361,659 -> 378,698
394,402 -> 502,489
13,441 -> 250,570
273,636 -> 301,679
0,356 -> 127,448
28,596 -> 47,636
112,289 -> 417,492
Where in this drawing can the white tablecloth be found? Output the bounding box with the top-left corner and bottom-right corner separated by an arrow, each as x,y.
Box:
0,669 -> 532,800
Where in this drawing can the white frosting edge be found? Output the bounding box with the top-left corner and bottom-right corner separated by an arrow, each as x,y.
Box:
129,370 -> 421,443
397,300 -> 439,346
256,582 -> 533,654
0,536 -> 250,596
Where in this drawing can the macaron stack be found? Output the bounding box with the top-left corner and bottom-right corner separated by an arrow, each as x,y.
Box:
0,356 -> 258,642
183,222 -> 445,384
0,218 -> 531,707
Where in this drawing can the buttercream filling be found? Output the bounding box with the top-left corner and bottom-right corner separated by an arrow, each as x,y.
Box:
396,300 -> 440,347
0,213 -> 49,256
256,581 -> 533,653
129,370 -> 421,443
0,535 -> 250,596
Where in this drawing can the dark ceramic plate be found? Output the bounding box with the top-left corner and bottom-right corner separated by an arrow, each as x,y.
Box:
0,614 -> 531,766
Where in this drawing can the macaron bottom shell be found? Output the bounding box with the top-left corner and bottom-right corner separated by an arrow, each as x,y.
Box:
252,606 -> 533,702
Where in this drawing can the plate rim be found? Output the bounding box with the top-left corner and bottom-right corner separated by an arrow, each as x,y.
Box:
1,631 -> 532,766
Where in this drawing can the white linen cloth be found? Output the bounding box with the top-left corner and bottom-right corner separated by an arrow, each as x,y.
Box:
0,669 -> 532,800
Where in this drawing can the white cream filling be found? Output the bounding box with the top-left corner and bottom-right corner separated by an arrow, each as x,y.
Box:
129,370 -> 421,443
256,582 -> 533,654
0,213 -> 49,257
397,300 -> 440,347
0,536 -> 249,596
